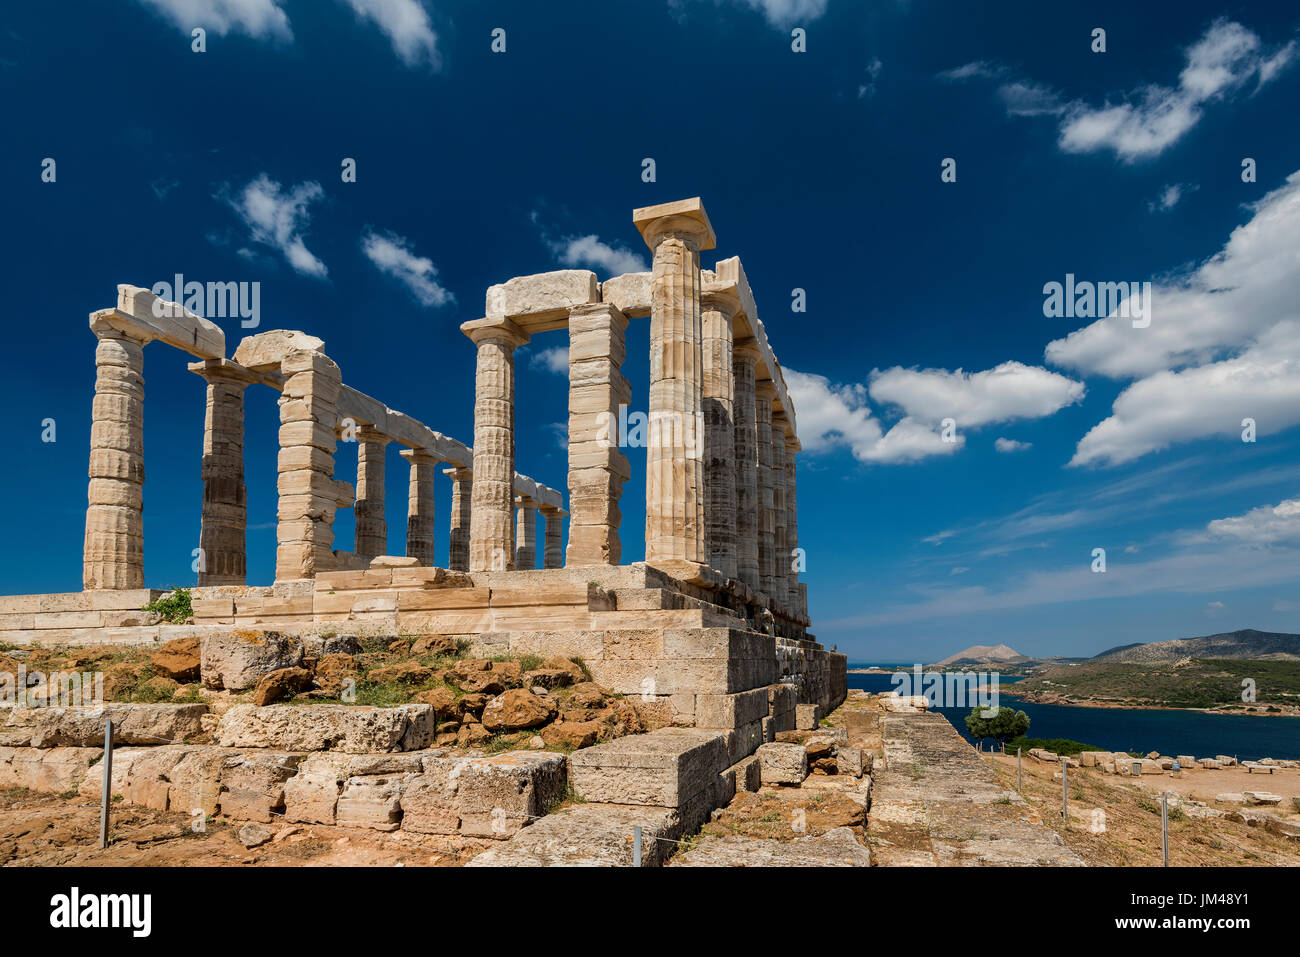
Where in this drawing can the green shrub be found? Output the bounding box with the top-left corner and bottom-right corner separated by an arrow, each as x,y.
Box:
143,587 -> 193,624
1003,736 -> 1106,757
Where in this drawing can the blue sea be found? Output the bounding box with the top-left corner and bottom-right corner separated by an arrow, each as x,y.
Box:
847,666 -> 1300,762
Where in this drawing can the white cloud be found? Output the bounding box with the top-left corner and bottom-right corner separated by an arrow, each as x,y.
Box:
994,437 -> 1031,453
339,0 -> 439,68
224,174 -> 328,278
530,346 -> 569,375
1148,182 -> 1197,213
998,81 -> 1065,117
1206,498 -> 1300,546
1048,171 -> 1300,380
937,61 -> 1004,82
858,57 -> 883,98
138,0 -> 291,40
361,228 -> 453,306
784,369 -> 884,460
1058,20 -> 1291,161
549,234 -> 647,276
700,0 -> 829,29
868,361 -> 1085,428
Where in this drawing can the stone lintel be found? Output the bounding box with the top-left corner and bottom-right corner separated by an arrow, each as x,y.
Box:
485,270 -> 600,332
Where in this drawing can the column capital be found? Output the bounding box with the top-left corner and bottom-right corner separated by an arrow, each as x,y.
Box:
400,446 -> 439,464
701,279 -> 743,320
540,506 -> 568,518
443,465 -> 473,480
357,424 -> 390,444
188,357 -> 261,387
514,494 -> 536,509
461,316 -> 529,349
733,337 -> 762,365
755,379 -> 779,402
634,197 -> 716,252
785,433 -> 802,453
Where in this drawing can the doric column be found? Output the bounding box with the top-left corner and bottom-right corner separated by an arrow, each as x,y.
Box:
83,329 -> 147,590
566,303 -> 630,566
514,496 -> 537,570
633,198 -> 716,565
191,360 -> 256,586
276,349 -> 352,581
541,506 -> 565,569
402,448 -> 438,567
732,340 -> 761,593
701,283 -> 739,580
785,432 -> 803,616
445,466 -> 473,571
462,317 -> 528,572
354,426 -> 388,561
769,410 -> 790,608
754,379 -> 778,599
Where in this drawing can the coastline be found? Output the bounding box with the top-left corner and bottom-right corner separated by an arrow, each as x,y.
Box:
998,687 -> 1300,719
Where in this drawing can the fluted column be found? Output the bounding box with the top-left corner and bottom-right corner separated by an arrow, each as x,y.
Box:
513,496 -> 537,569
402,448 -> 438,566
462,317 -> 528,572
732,340 -> 761,593
354,426 -> 388,561
634,198 -> 716,565
566,303 -> 630,566
701,284 -> 739,580
769,410 -> 790,608
191,360 -> 255,586
785,433 -> 803,616
754,380 -> 778,599
445,466 -> 473,571
84,329 -> 147,589
541,506 -> 565,569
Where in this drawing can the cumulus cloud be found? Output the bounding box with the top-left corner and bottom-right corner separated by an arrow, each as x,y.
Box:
548,234 -> 647,276
943,21 -> 1295,162
530,346 -> 570,375
137,0 -> 292,40
676,0 -> 828,29
361,228 -> 453,306
223,174 -> 328,277
339,0 -> 439,68
1050,171 -> 1300,466
1206,498 -> 1300,547
868,361 -> 1085,428
994,437 -> 1032,453
1148,182 -> 1197,213
783,369 -> 884,460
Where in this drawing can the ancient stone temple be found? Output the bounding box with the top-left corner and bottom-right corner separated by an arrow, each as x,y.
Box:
2,195 -> 844,757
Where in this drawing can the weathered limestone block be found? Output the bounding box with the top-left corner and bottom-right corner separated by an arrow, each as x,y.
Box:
694,688 -> 769,730
731,754 -> 763,793
600,271 -> 652,318
721,719 -> 766,766
0,746 -> 101,793
672,826 -> 870,867
757,742 -> 807,785
635,198 -> 714,565
467,803 -> 680,867
201,630 -> 303,691
167,748 -> 230,817
463,318 -> 529,572
3,704 -> 207,748
216,704 -> 435,753
486,269 -> 599,324
568,726 -> 727,807
219,751 -> 306,822
795,702 -> 821,731
837,746 -> 865,778
232,329 -> 324,372
336,773 -> 412,830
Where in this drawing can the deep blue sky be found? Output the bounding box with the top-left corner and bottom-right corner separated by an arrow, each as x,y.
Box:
2,0 -> 1298,661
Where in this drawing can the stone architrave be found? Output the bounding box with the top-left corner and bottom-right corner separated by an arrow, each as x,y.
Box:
732,339 -> 762,593
445,466 -> 473,571
402,449 -> 439,567
566,302 -> 630,566
83,329 -> 147,589
754,380 -> 778,599
701,283 -> 739,580
192,359 -> 257,586
514,496 -> 537,570
275,349 -> 352,580
354,426 -> 388,561
462,317 -> 528,572
541,506 -> 565,569
633,198 -> 716,565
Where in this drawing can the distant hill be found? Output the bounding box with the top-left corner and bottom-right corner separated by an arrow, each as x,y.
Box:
935,643 -> 1026,666
1091,629 -> 1300,663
